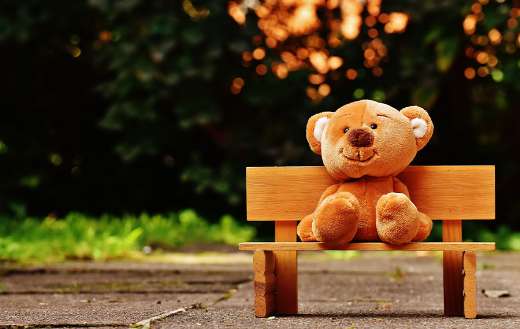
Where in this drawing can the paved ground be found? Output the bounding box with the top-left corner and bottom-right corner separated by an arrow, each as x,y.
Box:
1,251 -> 519,328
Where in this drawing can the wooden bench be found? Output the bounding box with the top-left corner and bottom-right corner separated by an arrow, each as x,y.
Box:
239,165 -> 495,319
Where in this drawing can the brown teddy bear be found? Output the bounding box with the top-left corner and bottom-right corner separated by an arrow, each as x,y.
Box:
297,100 -> 434,245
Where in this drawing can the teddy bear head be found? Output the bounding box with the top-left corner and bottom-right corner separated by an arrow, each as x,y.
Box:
306,100 -> 433,180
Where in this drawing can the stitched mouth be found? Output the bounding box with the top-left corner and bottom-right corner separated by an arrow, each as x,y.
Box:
340,148 -> 378,163
345,154 -> 374,162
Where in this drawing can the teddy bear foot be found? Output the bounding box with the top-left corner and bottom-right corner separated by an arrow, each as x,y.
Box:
297,214 -> 316,241
312,192 -> 360,243
376,192 -> 419,245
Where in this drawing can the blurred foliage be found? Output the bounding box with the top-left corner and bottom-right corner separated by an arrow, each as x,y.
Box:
0,1 -> 518,234
429,221 -> 520,250
0,210 -> 255,263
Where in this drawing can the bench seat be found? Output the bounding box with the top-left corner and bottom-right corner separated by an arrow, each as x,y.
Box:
239,241 -> 496,252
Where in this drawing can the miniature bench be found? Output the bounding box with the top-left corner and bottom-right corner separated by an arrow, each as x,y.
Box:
239,165 -> 495,319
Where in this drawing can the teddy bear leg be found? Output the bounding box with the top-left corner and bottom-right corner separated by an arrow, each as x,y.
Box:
413,211 -> 433,241
297,214 -> 316,241
376,192 -> 419,245
312,192 -> 360,243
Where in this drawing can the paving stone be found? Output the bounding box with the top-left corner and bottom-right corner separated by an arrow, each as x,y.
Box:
1,252 -> 519,328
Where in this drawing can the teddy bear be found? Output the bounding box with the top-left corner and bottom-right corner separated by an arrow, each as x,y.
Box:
297,100 -> 434,245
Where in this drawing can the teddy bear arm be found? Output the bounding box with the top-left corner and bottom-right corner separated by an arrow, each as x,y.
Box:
317,184 -> 342,204
392,177 -> 410,198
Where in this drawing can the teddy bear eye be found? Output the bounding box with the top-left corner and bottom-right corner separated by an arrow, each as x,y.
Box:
343,127 -> 350,133
370,123 -> 378,129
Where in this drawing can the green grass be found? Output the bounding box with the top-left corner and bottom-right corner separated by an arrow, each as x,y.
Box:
1,210 -> 518,264
0,210 -> 255,263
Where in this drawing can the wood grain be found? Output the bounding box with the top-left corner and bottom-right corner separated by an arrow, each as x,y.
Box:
253,250 -> 276,317
463,251 -> 477,319
443,220 -> 464,316
240,241 -> 495,251
273,221 -> 298,314
246,166 -> 495,221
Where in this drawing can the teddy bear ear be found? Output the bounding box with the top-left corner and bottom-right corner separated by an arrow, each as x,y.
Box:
400,106 -> 434,151
306,112 -> 333,155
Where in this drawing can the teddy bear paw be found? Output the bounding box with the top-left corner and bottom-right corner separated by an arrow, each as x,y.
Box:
297,214 -> 316,241
413,211 -> 433,242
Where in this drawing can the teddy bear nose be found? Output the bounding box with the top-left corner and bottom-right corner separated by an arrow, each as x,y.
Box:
348,129 -> 374,147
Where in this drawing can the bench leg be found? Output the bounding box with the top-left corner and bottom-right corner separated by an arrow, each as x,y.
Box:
443,221 -> 464,316
253,250 -> 276,317
463,251 -> 477,319
274,221 -> 298,314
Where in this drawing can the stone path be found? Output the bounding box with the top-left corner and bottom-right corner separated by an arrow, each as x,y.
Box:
1,252 -> 519,328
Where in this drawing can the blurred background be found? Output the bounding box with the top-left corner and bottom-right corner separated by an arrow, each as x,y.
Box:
0,0 -> 519,262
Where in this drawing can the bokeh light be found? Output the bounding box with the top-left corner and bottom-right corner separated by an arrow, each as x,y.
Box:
462,0 -> 519,80
229,0 -> 519,99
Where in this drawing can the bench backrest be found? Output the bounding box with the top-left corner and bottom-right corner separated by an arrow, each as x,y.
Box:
246,166 -> 495,221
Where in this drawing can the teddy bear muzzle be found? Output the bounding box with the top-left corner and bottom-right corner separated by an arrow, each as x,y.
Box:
348,129 -> 374,148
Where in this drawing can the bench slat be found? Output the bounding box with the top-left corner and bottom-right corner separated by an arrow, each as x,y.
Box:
239,242 -> 496,252
246,165 -> 495,221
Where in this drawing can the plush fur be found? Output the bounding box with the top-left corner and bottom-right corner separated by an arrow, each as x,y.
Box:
297,100 -> 434,245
